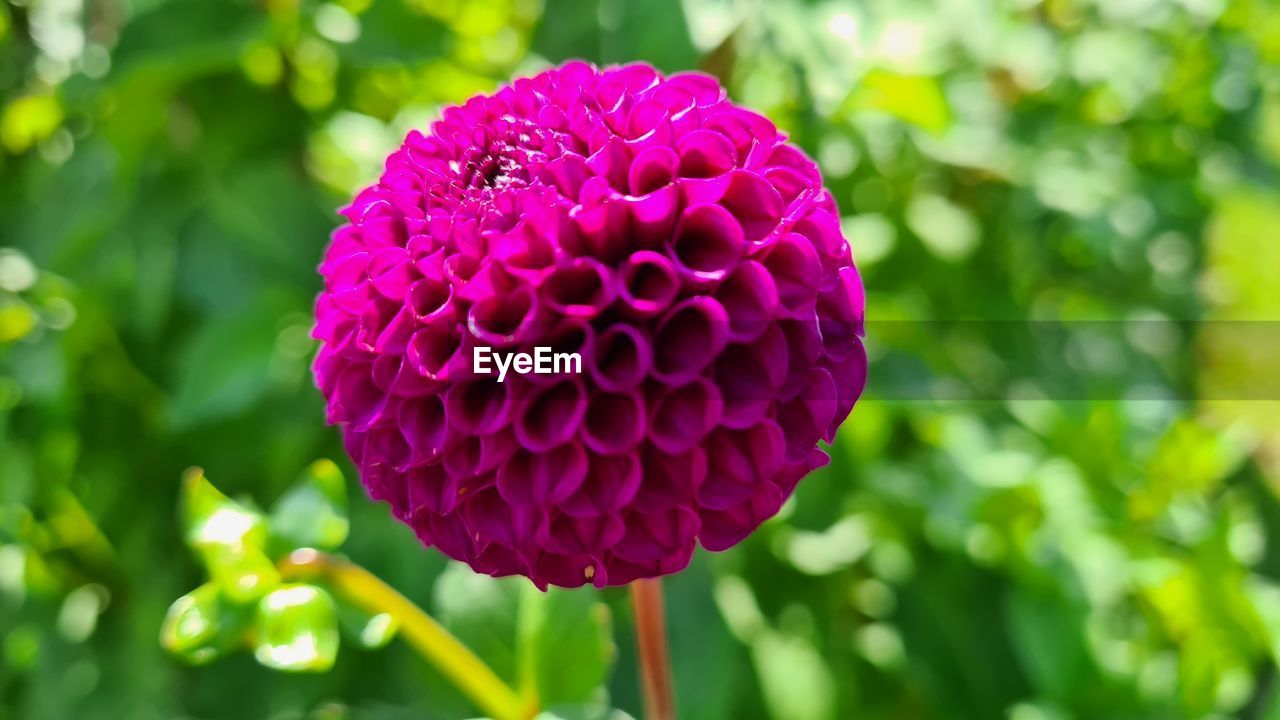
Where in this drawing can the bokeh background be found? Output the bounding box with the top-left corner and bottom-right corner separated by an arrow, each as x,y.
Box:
4,0 -> 1280,718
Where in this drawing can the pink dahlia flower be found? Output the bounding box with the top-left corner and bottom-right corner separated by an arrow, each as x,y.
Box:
312,61 -> 866,588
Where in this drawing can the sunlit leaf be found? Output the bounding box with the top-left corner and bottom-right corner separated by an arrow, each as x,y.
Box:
337,599 -> 398,650
168,292 -> 303,430
182,468 -> 279,600
57,584 -> 109,643
0,94 -> 62,154
905,194 -> 980,262
109,0 -> 268,84
1130,418 -> 1250,520
254,584 -> 340,672
752,628 -> 835,720
842,69 -> 950,133
339,0 -> 447,67
433,562 -> 614,706
1006,587 -> 1090,702
201,541 -> 281,602
524,581 -> 614,705
0,300 -> 36,343
270,459 -> 349,552
160,583 -> 251,665
181,468 -> 268,551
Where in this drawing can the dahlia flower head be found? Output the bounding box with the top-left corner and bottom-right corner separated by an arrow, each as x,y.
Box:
313,61 -> 866,589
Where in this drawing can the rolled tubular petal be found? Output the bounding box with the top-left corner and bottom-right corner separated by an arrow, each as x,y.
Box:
718,170 -> 785,244
516,379 -> 587,453
676,129 -> 738,179
619,251 -> 679,318
628,146 -> 680,195
714,260 -> 779,343
497,443 -> 589,506
763,232 -> 823,314
581,391 -> 647,454
542,257 -> 616,319
670,204 -> 747,287
445,379 -> 515,435
406,322 -> 466,382
562,452 -> 642,518
589,324 -> 651,391
652,296 -> 730,384
648,378 -> 723,454
467,285 -> 539,346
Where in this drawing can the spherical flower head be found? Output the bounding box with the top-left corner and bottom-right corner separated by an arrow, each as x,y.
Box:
312,61 -> 867,588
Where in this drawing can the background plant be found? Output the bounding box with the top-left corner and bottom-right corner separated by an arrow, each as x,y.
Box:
3,0 -> 1280,718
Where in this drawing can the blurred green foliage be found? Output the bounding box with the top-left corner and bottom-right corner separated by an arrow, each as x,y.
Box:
3,0 -> 1280,718
158,464 -> 613,718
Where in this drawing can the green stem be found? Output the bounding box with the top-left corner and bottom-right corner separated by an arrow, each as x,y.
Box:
278,549 -> 536,720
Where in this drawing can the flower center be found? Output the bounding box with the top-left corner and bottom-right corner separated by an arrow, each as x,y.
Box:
462,150 -> 520,189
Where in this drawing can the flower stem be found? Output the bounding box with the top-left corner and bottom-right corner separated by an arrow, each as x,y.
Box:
630,578 -> 676,720
278,549 -> 535,720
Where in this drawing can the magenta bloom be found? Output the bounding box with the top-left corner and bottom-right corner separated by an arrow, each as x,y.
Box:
312,61 -> 866,588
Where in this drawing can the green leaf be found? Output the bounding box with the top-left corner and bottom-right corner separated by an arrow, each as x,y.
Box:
752,628 -> 837,720
534,707 -> 630,720
842,69 -> 951,133
340,1 -> 448,67
530,0 -> 604,64
605,0 -> 697,72
182,467 -> 268,551
337,598 -> 398,650
201,542 -> 281,603
254,584 -> 340,672
1005,587 -> 1091,703
160,583 -> 251,665
182,468 -> 279,601
0,299 -> 36,343
533,0 -> 697,72
270,459 -> 349,552
110,0 -> 268,84
167,292 -> 300,430
526,583 -> 614,705
433,562 -> 615,707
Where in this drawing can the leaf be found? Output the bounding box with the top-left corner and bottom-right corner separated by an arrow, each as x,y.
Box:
605,0 -> 698,72
340,1 -> 448,67
270,459 -> 350,553
182,468 -> 279,601
665,559 -> 739,720
1005,587 -> 1091,703
254,584 -> 340,672
0,299 -> 36,343
535,707 -> 632,720
531,0 -> 604,63
842,69 -> 951,133
533,0 -> 697,72
433,562 -> 615,707
109,0 -> 268,84
0,94 -> 63,154
337,599 -> 398,650
206,160 -> 332,270
752,628 -> 836,720
433,562 -> 522,680
1198,191 -> 1280,476
160,583 -> 252,665
1130,418 -> 1250,520
167,292 -> 297,430
201,542 -> 282,603
182,468 -> 268,551
525,582 -> 614,705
